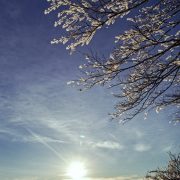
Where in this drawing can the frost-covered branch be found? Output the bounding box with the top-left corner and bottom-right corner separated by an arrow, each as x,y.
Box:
45,0 -> 147,52
46,0 -> 180,123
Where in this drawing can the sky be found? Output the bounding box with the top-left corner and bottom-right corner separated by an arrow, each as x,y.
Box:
0,0 -> 179,180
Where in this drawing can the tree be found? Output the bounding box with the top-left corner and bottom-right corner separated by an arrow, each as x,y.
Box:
145,153 -> 180,180
45,0 -> 180,123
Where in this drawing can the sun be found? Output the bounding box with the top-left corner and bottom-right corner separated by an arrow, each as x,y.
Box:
66,161 -> 87,179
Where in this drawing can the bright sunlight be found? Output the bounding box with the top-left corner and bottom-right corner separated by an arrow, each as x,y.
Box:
66,161 -> 87,179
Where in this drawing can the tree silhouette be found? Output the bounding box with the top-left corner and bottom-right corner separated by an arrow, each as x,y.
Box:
45,0 -> 180,123
145,153 -> 180,180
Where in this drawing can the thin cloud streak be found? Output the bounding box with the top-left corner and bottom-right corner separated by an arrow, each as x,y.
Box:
79,175 -> 142,180
88,141 -> 124,150
5,175 -> 143,180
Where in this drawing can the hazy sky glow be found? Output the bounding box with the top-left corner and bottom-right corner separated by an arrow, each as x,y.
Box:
0,0 -> 179,180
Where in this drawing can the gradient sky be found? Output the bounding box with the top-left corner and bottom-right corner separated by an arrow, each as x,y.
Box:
0,0 -> 179,180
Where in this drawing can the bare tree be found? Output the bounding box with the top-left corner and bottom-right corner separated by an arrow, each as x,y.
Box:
45,0 -> 180,123
145,153 -> 180,180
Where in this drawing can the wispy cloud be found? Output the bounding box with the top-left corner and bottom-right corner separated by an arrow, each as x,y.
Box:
6,175 -> 143,180
26,129 -> 68,163
3,177 -> 60,180
134,143 -> 151,152
134,130 -> 144,139
13,177 -> 39,180
89,141 -> 124,150
163,145 -> 172,152
86,175 -> 143,180
0,125 -> 68,144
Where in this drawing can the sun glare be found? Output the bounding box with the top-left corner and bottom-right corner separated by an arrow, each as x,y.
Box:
66,161 -> 87,179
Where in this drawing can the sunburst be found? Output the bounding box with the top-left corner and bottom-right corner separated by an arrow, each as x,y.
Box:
66,161 -> 87,179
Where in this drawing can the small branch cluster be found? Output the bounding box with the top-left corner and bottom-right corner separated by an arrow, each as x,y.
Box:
145,153 -> 180,180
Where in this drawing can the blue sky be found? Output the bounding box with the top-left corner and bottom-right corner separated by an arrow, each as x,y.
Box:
0,0 -> 179,179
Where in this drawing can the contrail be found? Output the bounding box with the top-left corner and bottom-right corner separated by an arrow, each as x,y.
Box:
26,128 -> 67,163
